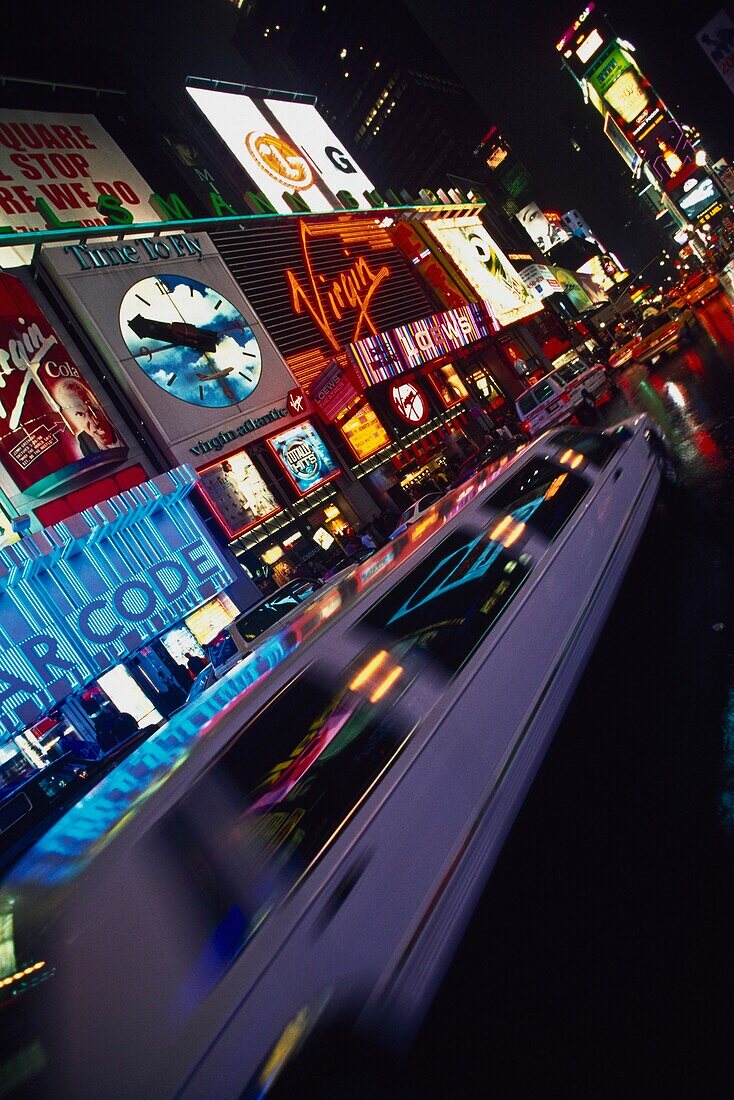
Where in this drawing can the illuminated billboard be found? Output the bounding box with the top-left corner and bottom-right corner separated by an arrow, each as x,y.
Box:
584,43 -> 694,185
424,216 -> 542,326
185,83 -> 377,214
670,172 -> 724,221
198,447 -> 282,538
211,215 -> 435,392
516,201 -> 571,253
337,402 -> 390,461
0,273 -> 128,498
266,420 -> 340,496
0,109 -> 161,268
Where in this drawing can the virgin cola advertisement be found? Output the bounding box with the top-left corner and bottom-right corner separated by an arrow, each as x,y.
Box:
0,273 -> 127,497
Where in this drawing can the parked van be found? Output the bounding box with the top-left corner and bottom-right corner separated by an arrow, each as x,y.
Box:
515,359 -> 609,437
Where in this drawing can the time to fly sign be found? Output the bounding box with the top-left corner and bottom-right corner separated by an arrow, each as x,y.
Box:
39,232 -> 299,467
0,109 -> 162,267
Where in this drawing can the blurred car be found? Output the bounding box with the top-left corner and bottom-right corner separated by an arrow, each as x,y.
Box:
449,439 -> 517,489
608,311 -> 689,368
388,492 -> 443,539
321,547 -> 375,581
682,269 -> 720,305
228,576 -> 324,658
0,416 -> 669,1100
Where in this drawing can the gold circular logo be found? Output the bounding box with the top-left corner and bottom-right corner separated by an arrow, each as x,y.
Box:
244,131 -> 314,191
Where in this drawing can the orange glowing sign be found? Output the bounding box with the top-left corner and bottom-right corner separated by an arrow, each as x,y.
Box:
338,401 -> 391,462
285,219 -> 391,352
244,131 -> 314,191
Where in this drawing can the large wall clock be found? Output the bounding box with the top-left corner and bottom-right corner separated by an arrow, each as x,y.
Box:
119,273 -> 262,407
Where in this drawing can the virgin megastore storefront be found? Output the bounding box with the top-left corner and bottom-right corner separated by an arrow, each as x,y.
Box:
36,230 -> 363,594
0,467 -> 237,790
209,211 -> 504,507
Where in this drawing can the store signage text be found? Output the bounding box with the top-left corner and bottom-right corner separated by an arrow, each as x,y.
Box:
0,473 -> 234,734
63,232 -> 203,270
189,406 -> 288,456
349,303 -> 492,385
285,219 -> 390,351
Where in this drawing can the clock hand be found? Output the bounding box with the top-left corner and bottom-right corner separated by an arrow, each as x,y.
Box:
128,314 -> 217,354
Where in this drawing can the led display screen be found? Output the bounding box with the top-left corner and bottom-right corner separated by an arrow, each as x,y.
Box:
671,173 -> 723,220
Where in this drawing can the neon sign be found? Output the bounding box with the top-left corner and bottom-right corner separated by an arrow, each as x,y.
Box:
0,466 -> 233,736
285,219 -> 391,351
349,302 -> 493,385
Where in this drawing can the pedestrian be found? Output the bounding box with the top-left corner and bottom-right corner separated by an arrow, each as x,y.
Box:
577,387 -> 597,425
185,651 -> 207,678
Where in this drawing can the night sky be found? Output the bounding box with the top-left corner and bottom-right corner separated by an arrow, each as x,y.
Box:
408,1 -> 734,269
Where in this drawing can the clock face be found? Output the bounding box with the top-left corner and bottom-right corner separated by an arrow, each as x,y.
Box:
119,274 -> 262,407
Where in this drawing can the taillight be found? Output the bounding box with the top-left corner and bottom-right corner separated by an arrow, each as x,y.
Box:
561,392 -> 570,403
521,420 -> 531,434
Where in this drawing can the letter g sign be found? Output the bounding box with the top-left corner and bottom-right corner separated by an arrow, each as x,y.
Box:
324,146 -> 357,174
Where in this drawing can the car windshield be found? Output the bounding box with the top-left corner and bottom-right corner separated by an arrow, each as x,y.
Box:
235,583 -> 319,642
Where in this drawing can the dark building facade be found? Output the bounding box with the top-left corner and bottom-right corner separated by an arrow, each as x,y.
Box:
235,0 -> 503,198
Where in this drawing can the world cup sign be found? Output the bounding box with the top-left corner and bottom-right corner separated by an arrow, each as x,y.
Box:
0,273 -> 127,497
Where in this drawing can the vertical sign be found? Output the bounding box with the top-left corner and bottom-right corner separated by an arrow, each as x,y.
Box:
697,11 -> 734,96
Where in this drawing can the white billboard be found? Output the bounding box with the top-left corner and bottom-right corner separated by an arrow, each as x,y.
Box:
424,215 -> 542,327
39,232 -> 300,467
697,11 -> 734,97
185,86 -> 378,214
0,110 -> 161,268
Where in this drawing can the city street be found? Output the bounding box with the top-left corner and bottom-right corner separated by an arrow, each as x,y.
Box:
275,291 -> 734,1098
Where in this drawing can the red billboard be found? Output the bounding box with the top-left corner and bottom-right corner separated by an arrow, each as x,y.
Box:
0,274 -> 127,497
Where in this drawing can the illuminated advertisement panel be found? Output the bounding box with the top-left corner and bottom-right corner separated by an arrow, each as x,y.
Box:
516,201 -> 571,253
519,264 -> 562,300
337,402 -> 390,461
185,84 -> 377,213
211,215 -> 435,392
349,302 -> 493,385
603,112 -> 643,174
0,109 -> 161,268
670,172 -> 724,221
585,44 -> 694,184
0,272 -> 128,497
39,234 -> 298,468
426,363 -> 469,408
198,448 -> 282,538
0,468 -> 233,735
424,216 -> 542,326
390,221 -> 469,309
266,420 -> 340,496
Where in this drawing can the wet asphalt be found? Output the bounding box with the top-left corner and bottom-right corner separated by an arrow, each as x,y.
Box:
278,292 -> 734,1099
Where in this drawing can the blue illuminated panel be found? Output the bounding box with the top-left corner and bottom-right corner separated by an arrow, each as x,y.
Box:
0,466 -> 234,736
